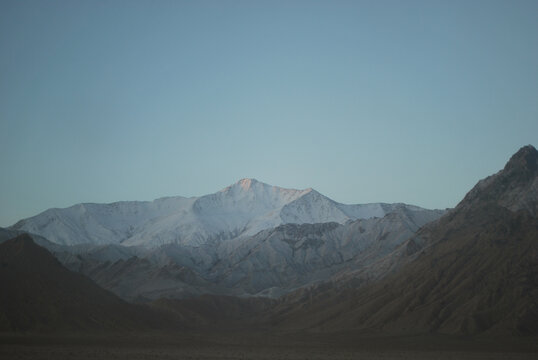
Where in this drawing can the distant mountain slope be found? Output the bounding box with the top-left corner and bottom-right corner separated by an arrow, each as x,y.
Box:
72,255 -> 226,302
0,234 -> 180,332
51,205 -> 443,300
10,178 -> 432,247
10,197 -> 196,246
271,145 -> 538,336
206,205 -> 444,296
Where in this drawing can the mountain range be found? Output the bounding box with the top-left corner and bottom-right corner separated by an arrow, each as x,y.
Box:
10,178 -> 431,247
1,145 -> 537,338
6,178 -> 444,299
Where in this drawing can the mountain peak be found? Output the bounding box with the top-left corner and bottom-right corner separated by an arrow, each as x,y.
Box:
218,178 -> 264,194
8,233 -> 34,246
227,178 -> 309,194
2,234 -> 38,256
237,178 -> 259,190
504,145 -> 538,174
458,144 -> 538,215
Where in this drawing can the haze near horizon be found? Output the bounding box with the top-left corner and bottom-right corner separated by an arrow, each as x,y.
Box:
1,0 -> 537,227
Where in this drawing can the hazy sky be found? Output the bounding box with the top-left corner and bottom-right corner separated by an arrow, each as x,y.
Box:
1,0 -> 537,226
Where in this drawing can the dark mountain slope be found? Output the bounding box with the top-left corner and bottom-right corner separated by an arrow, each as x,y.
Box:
458,144 -> 538,215
72,255 -> 220,302
0,234 -> 181,332
270,145 -> 538,336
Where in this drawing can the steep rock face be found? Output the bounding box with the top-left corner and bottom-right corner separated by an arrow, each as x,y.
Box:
270,145 -> 538,336
458,145 -> 538,215
10,179 -> 432,247
413,145 -> 538,253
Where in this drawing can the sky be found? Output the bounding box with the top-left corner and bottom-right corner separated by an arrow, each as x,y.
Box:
1,0 -> 537,227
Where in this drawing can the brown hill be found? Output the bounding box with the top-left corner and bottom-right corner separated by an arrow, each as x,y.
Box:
0,234 -> 181,332
270,145 -> 538,336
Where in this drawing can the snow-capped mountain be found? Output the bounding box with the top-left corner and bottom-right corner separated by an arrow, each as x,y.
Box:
5,178 -> 446,300
39,205 -> 444,301
10,178 -> 428,247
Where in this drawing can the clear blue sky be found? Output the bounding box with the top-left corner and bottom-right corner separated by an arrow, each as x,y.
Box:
1,0 -> 537,226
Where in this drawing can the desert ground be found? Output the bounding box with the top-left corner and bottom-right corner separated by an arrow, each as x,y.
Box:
1,331 -> 537,360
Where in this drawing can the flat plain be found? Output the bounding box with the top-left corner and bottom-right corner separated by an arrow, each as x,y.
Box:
1,332 -> 537,360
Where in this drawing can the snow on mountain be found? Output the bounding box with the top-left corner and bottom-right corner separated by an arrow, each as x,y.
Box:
205,206 -> 445,295
10,178 -> 431,247
47,205 -> 444,301
11,197 -> 195,246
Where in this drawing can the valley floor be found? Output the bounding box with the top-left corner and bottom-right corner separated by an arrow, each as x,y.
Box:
1,331 -> 537,360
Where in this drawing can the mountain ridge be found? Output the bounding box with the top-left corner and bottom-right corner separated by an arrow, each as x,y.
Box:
267,145 -> 538,336
11,178 -> 433,247
2,146 -> 537,338
457,145 -> 538,216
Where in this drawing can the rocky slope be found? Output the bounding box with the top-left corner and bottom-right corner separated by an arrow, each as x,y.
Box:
269,145 -> 538,336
